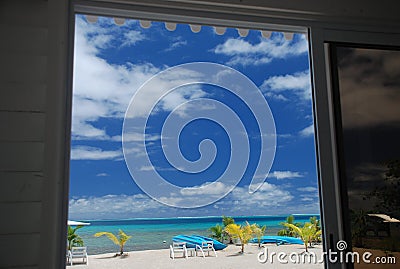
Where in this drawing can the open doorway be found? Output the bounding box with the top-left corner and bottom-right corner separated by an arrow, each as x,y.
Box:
67,14 -> 322,268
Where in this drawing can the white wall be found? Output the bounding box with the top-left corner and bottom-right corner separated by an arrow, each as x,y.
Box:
0,1 -> 47,268
0,0 -> 69,268
0,0 -> 399,268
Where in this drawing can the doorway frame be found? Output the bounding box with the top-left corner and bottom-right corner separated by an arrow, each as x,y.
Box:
47,1 -> 400,268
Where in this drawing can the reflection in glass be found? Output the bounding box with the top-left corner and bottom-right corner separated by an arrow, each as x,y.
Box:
335,46 -> 400,268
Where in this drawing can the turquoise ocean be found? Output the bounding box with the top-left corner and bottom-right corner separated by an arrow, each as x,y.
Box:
75,214 -> 319,255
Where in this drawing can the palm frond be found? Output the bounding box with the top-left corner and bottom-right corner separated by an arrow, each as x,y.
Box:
283,223 -> 302,235
118,230 -> 132,243
94,232 -> 120,246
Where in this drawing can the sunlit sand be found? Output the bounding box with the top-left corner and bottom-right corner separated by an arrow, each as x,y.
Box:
67,244 -> 324,269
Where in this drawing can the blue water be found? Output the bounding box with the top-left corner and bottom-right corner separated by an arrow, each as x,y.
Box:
73,215 -> 318,254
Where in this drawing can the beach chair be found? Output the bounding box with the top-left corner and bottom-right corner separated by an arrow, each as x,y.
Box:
66,249 -> 71,265
170,242 -> 188,259
68,246 -> 88,265
196,241 -> 217,258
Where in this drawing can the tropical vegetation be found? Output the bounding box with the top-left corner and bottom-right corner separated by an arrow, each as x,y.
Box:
277,215 -> 300,237
222,216 -> 235,227
67,225 -> 84,250
283,222 -> 321,252
209,215 -> 321,253
251,224 -> 267,248
224,222 -> 254,253
209,224 -> 224,242
222,216 -> 235,243
309,216 -> 322,244
94,229 -> 132,256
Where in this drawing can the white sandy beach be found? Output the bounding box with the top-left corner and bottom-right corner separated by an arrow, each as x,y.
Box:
67,244 -> 324,269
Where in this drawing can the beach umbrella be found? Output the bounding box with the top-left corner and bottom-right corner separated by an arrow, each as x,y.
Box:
68,220 -> 91,226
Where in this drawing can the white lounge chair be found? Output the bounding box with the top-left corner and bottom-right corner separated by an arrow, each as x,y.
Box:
170,242 -> 188,259
67,246 -> 88,265
196,241 -> 217,258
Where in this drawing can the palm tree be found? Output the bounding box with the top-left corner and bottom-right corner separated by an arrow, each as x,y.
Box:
94,229 -> 132,256
67,225 -> 84,250
310,216 -> 320,230
222,216 -> 235,244
277,215 -> 300,237
224,222 -> 253,253
209,224 -> 224,242
284,222 -> 321,252
222,216 -> 235,227
251,224 -> 267,248
309,216 -> 322,244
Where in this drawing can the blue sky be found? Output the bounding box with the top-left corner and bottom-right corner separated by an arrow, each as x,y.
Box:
69,15 -> 319,220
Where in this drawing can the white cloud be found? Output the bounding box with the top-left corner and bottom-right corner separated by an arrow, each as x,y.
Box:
72,17 -> 211,141
77,16 -> 144,50
68,182 -> 296,219
278,133 -> 292,139
69,194 -> 165,219
261,70 -> 311,101
165,36 -> 187,51
157,86 -> 207,115
121,30 -> 145,47
214,36 -> 307,57
180,182 -> 233,196
226,55 -> 271,66
139,166 -> 154,171
213,35 -> 308,66
68,179 -> 323,219
229,183 -> 293,207
96,173 -> 109,177
70,146 -> 122,160
299,124 -> 314,137
111,133 -> 161,142
72,17 -> 160,141
264,92 -> 289,102
269,171 -> 303,179
297,187 -> 318,192
128,72 -> 213,119
89,34 -> 113,50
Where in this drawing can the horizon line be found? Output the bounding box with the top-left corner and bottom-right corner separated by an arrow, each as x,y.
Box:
76,213 -> 320,222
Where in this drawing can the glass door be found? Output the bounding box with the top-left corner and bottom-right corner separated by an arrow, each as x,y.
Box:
330,44 -> 400,268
